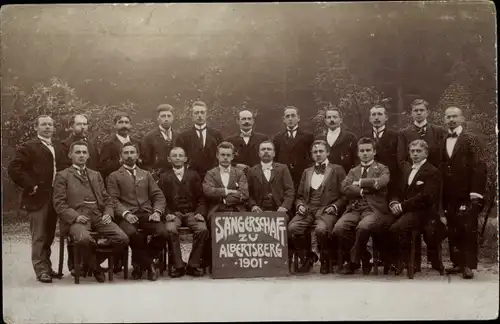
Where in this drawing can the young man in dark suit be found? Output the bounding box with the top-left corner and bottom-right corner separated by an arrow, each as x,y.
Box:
333,137 -> 394,275
141,104 -> 177,180
288,140 -> 347,274
53,141 -> 129,283
175,101 -> 223,181
316,106 -> 358,174
158,146 -> 209,278
440,107 -> 487,279
226,109 -> 268,173
388,139 -> 444,275
97,112 -> 142,181
106,142 -> 168,281
60,114 -> 98,170
247,140 -> 295,215
8,115 -> 66,283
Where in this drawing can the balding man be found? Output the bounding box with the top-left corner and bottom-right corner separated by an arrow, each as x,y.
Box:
440,107 -> 487,279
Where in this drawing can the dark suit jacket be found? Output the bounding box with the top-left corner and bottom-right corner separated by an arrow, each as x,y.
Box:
316,128 -> 358,174
273,128 -> 315,187
203,166 -> 249,217
60,134 -> 98,170
53,167 -> 115,234
247,162 -> 295,211
106,166 -> 166,219
390,161 -> 441,220
175,126 -> 223,179
158,168 -> 206,216
8,137 -> 65,211
341,161 -> 390,215
141,127 -> 177,174
226,131 -> 269,167
97,134 -> 142,181
296,163 -> 348,217
440,130 -> 487,204
397,123 -> 447,168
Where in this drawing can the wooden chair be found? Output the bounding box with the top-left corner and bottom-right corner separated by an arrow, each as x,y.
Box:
407,229 -> 444,279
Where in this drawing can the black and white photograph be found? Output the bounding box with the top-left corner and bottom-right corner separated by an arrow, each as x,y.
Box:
1,2 -> 498,322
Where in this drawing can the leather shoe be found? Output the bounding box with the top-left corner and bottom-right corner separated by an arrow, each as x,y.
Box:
93,271 -> 106,283
445,265 -> 461,274
298,252 -> 318,273
147,264 -> 158,281
37,272 -> 52,283
340,262 -> 360,275
170,267 -> 185,278
462,267 -> 474,279
186,266 -> 204,277
132,267 -> 143,280
49,269 -> 63,279
320,261 -> 331,274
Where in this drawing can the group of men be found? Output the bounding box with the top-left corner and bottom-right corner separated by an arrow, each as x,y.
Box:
8,99 -> 487,284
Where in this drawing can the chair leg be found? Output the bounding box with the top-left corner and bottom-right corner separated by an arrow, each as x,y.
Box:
336,244 -> 343,272
58,236 -> 65,276
123,248 -> 129,280
408,231 -> 416,279
108,254 -> 114,282
373,245 -> 379,276
74,247 -> 81,284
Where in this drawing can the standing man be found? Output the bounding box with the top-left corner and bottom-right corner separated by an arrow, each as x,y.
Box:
247,140 -> 295,215
158,146 -> 209,278
441,107 -> 486,279
60,114 -> 98,170
333,137 -> 393,275
176,101 -> 223,180
397,99 -> 447,168
106,142 -> 168,281
8,115 -> 65,283
316,106 -> 357,174
226,109 -> 268,172
141,104 -> 177,180
97,112 -> 142,181
288,140 -> 347,274
53,141 -> 129,283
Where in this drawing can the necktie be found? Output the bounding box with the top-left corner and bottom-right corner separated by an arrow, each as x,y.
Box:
314,163 -> 326,174
287,129 -> 294,139
77,167 -> 88,180
162,129 -> 171,141
174,168 -> 183,180
361,166 -> 369,178
197,128 -> 205,147
447,132 -> 458,138
125,167 -> 136,180
416,126 -> 426,137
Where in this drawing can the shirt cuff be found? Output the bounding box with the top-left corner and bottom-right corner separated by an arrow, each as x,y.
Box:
122,211 -> 130,217
154,209 -> 163,215
360,189 -> 364,197
389,201 -> 399,207
224,188 -> 229,196
470,193 -> 484,199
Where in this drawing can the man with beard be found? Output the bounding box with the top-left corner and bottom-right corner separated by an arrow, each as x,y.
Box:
141,104 -> 177,180
106,142 -> 168,281
8,115 -> 65,283
97,112 -> 142,182
288,140 -> 347,274
226,109 -> 268,173
60,114 -> 98,170
53,141 -> 129,283
440,107 -> 486,279
316,106 -> 358,174
175,101 -> 223,180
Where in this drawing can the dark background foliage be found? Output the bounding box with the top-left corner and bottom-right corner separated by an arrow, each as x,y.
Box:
1,3 -> 497,215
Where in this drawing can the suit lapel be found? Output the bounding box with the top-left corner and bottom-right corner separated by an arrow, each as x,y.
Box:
268,163 -> 279,183
449,132 -> 465,158
366,162 -> 377,179
319,164 -> 333,192
68,167 -> 86,183
227,167 -> 237,188
36,138 -> 54,158
332,128 -> 346,148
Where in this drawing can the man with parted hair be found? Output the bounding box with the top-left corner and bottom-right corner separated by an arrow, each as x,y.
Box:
315,106 -> 358,174
175,101 -> 223,180
226,109 -> 269,172
60,114 -> 98,170
141,104 -> 177,180
8,115 -> 66,283
288,139 -> 347,274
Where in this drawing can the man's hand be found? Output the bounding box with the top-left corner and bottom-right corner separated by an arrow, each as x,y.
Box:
277,207 -> 288,213
29,185 -> 38,196
166,214 -> 176,222
297,205 -> 307,215
252,206 -> 263,213
226,189 -> 239,196
124,213 -> 139,224
194,213 -> 205,222
373,179 -> 380,190
149,211 -> 161,222
390,203 -> 403,215
76,215 -> 89,224
101,213 -> 112,225
353,181 -> 360,187
324,206 -> 336,215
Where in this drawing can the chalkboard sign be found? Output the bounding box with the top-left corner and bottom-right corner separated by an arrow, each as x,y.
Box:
211,212 -> 289,279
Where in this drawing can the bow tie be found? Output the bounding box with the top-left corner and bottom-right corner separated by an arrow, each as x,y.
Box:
40,139 -> 52,146
447,132 -> 458,138
173,168 -> 183,176
314,163 -> 326,174
415,125 -> 427,136
240,132 -> 252,138
220,167 -> 230,173
195,126 -> 206,132
262,165 -> 272,171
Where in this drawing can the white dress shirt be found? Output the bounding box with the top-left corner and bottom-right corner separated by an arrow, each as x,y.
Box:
159,126 -> 172,141
195,124 -> 207,147
373,125 -> 386,139
123,164 -> 137,178
408,159 -> 426,185
261,162 -> 273,182
72,164 -> 87,176
446,125 -> 462,158
326,128 -> 341,147
414,120 -> 428,129
241,129 -> 252,145
116,133 -> 131,144
173,166 -> 184,181
219,165 -> 231,188
38,135 -> 56,185
311,159 -> 329,190
287,126 -> 298,139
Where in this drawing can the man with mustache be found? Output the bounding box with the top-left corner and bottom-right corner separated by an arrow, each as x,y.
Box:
8,115 -> 65,283
60,114 -> 98,170
141,104 -> 177,181
107,142 -> 168,281
440,107 -> 486,279
226,109 -> 268,173
176,101 -> 223,181
316,106 -> 358,174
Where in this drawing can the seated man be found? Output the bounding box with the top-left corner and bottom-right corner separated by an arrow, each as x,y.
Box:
333,137 -> 394,275
247,140 -> 295,215
53,141 -> 129,283
388,139 -> 443,274
158,147 -> 209,278
288,140 -> 347,274
106,142 -> 168,281
202,141 -> 249,269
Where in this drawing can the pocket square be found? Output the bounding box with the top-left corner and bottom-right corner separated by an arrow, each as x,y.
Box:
416,181 -> 424,185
